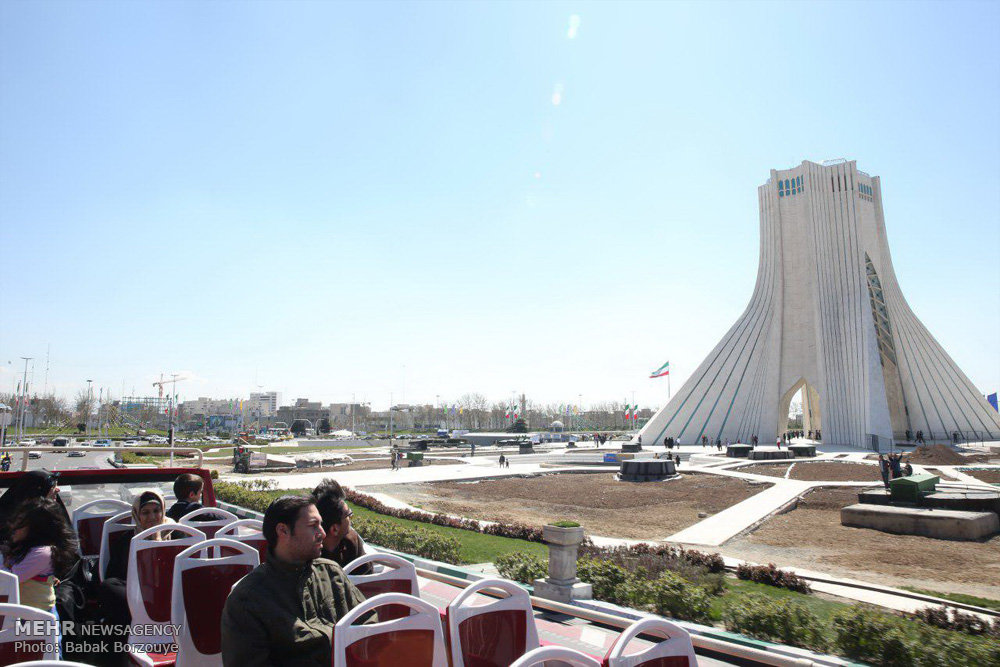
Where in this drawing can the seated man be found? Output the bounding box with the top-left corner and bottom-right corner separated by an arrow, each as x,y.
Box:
311,479 -> 372,575
221,496 -> 371,666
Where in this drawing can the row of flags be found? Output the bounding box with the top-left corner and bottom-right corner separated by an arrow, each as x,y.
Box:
623,404 -> 641,420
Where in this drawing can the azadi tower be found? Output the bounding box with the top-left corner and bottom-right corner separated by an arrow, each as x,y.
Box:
641,159 -> 1000,451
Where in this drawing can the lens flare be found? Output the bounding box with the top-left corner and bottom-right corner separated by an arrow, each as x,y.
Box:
551,83 -> 564,106
567,15 -> 581,39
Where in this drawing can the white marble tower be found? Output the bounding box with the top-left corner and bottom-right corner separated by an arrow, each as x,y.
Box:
640,160 -> 1000,451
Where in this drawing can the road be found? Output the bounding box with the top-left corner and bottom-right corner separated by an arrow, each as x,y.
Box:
8,447 -> 116,473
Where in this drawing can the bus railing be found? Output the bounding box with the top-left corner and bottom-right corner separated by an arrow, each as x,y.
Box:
4,445 -> 204,471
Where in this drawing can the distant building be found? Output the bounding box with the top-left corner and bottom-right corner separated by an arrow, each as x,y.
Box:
277,398 -> 328,428
249,392 -> 281,418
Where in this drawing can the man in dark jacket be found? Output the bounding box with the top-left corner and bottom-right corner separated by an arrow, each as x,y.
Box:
311,479 -> 372,575
221,496 -> 371,666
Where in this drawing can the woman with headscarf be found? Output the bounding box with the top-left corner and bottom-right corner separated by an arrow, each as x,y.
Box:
98,490 -> 175,642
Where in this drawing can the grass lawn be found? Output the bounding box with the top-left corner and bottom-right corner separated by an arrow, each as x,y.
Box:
711,578 -> 851,624
214,484 -> 547,565
348,499 -> 548,564
902,586 -> 1000,612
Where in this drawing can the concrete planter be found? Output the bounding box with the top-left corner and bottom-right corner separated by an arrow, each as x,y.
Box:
534,523 -> 592,603
542,524 -> 585,547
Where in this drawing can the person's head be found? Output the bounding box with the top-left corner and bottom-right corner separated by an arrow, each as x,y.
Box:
311,480 -> 353,552
6,497 -> 79,576
132,490 -> 168,533
263,496 -> 325,563
173,473 -> 204,504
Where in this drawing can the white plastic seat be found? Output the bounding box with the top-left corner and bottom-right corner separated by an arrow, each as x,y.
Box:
72,498 -> 132,559
446,577 -> 539,667
510,645 -> 602,667
0,570 -> 19,606
169,538 -> 259,666
99,510 -> 136,581
333,593 -> 447,667
215,519 -> 267,564
603,617 -> 698,667
345,553 -> 419,621
178,507 -> 239,539
0,604 -> 58,663
9,661 -> 95,666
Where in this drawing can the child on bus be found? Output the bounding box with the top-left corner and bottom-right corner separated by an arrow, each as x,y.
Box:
166,473 -> 204,521
3,496 -> 79,656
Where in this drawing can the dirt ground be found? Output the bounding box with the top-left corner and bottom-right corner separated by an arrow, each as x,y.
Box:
725,487 -> 1000,597
962,468 -> 1000,485
739,461 -> 880,482
371,472 -> 771,540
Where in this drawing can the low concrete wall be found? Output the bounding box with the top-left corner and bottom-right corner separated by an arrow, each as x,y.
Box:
841,503 -> 999,540
748,449 -> 794,461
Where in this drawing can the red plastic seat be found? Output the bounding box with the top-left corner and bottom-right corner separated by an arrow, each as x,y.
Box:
445,577 -> 540,667
511,646 -> 602,667
0,604 -> 58,663
178,507 -> 239,539
333,593 -> 448,667
215,519 -> 267,564
602,618 -> 698,667
99,510 -> 135,581
125,523 -> 207,665
170,538 -> 259,666
72,498 -> 132,560
345,553 -> 419,622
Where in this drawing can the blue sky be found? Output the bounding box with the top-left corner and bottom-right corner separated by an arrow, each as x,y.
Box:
1,1 -> 998,411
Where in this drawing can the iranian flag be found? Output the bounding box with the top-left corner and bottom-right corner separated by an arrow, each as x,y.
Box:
650,361 -> 670,378
624,404 -> 632,420
504,407 -> 510,419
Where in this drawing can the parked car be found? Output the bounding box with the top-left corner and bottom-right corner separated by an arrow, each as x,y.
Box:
68,450 -> 86,457
94,439 -> 112,447
28,452 -> 41,459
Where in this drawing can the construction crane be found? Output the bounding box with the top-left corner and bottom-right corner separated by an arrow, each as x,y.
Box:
152,373 -> 186,464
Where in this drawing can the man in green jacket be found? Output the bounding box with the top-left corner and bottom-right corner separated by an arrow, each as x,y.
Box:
221,495 -> 372,666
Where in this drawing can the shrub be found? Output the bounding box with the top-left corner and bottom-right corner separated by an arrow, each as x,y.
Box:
495,551 -> 547,584
916,606 -> 999,637
832,607 -> 913,666
723,593 -> 826,650
210,469 -> 219,479
735,563 -> 811,593
577,558 -> 634,605
576,544 -> 726,595
353,516 -> 461,564
550,520 -> 580,528
645,571 -> 713,623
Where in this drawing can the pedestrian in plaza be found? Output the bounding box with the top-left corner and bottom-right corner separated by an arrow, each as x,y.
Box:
637,435 -> 642,447
499,454 -> 505,468
776,436 -> 781,449
889,452 -> 902,479
674,454 -> 680,467
878,454 -> 890,490
903,459 -> 913,477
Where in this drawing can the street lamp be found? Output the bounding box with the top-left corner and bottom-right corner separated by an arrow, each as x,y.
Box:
86,380 -> 93,436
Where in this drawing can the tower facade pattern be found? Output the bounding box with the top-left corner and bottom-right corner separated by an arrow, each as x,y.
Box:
641,160 -> 1000,451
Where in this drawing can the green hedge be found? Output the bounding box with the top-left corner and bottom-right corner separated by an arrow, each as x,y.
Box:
214,481 -> 461,564
832,606 -> 1000,667
495,551 -> 548,584
723,593 -> 826,650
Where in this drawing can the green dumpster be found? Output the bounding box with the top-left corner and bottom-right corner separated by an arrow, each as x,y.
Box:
889,473 -> 939,503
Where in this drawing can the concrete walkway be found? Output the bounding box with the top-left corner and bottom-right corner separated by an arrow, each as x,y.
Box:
666,480 -> 812,546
